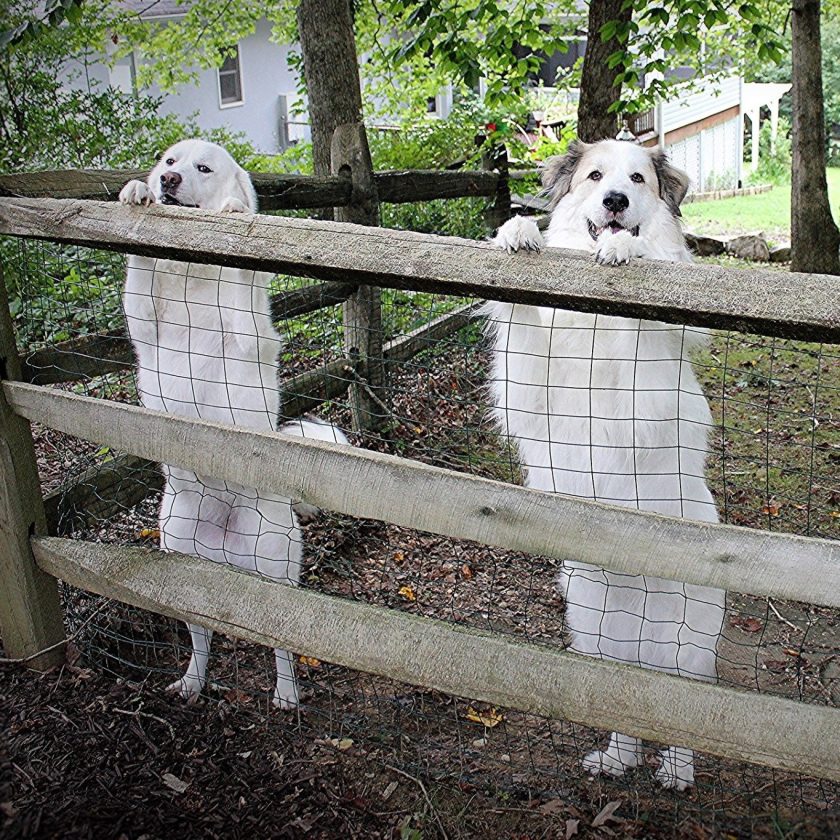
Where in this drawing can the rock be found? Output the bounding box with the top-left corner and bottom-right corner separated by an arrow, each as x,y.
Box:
684,232 -> 725,256
769,244 -> 791,262
725,233 -> 771,261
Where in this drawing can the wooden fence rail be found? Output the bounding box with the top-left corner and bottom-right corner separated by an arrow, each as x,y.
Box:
0,198 -> 836,342
31,536 -> 840,782
6,381 -> 839,608
0,167 -> 530,210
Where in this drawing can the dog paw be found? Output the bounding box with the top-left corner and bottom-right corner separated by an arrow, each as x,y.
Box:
119,180 -> 155,206
656,748 -> 694,791
166,674 -> 204,701
595,229 -> 635,265
493,215 -> 544,254
582,748 -> 637,778
219,197 -> 249,214
272,682 -> 300,711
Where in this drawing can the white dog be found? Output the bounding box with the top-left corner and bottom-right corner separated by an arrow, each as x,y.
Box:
119,139 -> 347,710
486,140 -> 725,790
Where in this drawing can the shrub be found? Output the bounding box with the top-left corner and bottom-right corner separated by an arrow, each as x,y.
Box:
746,116 -> 792,186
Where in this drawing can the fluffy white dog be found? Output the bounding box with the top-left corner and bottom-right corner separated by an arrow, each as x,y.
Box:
119,139 -> 347,710
486,140 -> 724,790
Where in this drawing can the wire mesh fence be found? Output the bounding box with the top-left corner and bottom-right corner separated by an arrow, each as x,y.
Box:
3,231 -> 839,835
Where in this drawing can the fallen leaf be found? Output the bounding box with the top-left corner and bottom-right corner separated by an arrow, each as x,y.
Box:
731,616 -> 763,633
592,800 -> 622,828
539,798 -> 565,816
138,528 -> 160,540
566,818 -> 580,839
398,585 -> 416,602
764,660 -> 788,672
299,655 -> 321,668
761,502 -> 782,517
65,641 -> 81,666
461,563 -> 473,580
162,773 -> 189,794
465,705 -> 504,728
223,688 -> 251,704
382,780 -> 398,800
336,738 -> 353,751
393,550 -> 405,563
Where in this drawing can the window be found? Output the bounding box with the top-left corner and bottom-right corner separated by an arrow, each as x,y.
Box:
218,45 -> 243,107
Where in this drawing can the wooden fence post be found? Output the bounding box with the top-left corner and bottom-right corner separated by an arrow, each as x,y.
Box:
0,265 -> 65,667
483,144 -> 511,234
331,123 -> 387,432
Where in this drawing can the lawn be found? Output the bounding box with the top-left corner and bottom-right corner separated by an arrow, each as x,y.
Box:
681,167 -> 840,243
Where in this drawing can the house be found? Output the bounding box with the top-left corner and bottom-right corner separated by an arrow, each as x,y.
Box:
82,1 -> 307,153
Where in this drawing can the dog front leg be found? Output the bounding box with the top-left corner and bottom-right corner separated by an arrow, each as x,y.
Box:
167,623 -> 213,700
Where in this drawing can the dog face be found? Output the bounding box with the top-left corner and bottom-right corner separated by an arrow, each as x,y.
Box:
543,139 -> 690,241
146,139 -> 257,212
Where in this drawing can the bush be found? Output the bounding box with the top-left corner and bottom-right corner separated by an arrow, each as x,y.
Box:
746,116 -> 792,186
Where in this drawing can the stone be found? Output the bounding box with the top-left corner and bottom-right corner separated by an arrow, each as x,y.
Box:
684,232 -> 726,256
769,244 -> 792,262
725,234 -> 771,262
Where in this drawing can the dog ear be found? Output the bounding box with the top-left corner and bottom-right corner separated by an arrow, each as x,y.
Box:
542,140 -> 589,207
650,150 -> 690,217
232,163 -> 258,213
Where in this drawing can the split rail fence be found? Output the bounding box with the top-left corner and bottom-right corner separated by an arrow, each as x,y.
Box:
0,195 -> 839,785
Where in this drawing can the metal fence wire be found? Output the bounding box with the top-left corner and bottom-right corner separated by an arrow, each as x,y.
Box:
3,230 -> 839,836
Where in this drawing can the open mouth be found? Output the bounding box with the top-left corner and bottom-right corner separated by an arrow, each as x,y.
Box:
160,193 -> 197,208
587,219 -> 640,241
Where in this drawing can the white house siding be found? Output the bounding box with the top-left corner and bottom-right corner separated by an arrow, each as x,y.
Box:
661,75 -> 741,132
667,115 -> 741,193
139,19 -> 302,153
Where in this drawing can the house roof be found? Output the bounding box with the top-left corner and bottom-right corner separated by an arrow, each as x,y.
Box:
115,0 -> 193,20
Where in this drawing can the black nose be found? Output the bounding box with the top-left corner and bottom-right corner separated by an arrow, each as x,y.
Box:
160,171 -> 182,190
603,191 -> 629,213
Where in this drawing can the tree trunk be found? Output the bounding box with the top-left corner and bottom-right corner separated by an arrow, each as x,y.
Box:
791,0 -> 840,274
577,0 -> 633,142
296,0 -> 364,178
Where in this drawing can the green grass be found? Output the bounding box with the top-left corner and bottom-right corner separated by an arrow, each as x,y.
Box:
681,167 -> 840,243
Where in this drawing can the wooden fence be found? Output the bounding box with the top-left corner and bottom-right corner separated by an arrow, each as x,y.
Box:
0,196 -> 839,783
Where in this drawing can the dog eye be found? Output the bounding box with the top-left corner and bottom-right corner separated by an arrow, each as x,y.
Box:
588,170 -> 602,181
196,164 -> 213,174
165,158 -> 175,166
630,172 -> 645,183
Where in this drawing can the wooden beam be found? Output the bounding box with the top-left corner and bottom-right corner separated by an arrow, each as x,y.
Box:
0,198 -> 835,341
7,381 -> 839,607
0,168 -> 502,209
0,272 -> 65,666
332,123 -> 386,432
31,536 -> 840,782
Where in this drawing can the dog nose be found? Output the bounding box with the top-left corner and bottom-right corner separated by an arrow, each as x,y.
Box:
602,191 -> 629,213
160,171 -> 182,190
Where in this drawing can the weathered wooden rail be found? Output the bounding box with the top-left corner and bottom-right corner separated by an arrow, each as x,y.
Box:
0,166 -> 536,210
0,198 -> 836,341
0,198 -> 838,782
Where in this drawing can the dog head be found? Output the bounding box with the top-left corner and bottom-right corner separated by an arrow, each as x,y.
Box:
542,139 -> 690,240
146,139 -> 257,212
